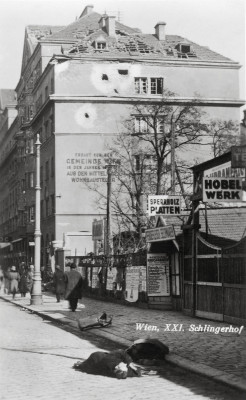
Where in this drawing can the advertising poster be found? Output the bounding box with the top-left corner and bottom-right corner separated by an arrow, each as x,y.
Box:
106,267 -> 117,291
147,253 -> 170,296
139,266 -> 147,292
87,267 -> 92,287
125,266 -> 140,302
91,267 -> 99,288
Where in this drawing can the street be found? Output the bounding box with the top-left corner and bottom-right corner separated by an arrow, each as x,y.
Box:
0,299 -> 244,400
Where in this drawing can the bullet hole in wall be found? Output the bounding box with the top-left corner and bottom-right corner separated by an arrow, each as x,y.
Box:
118,70 -> 128,75
102,74 -> 109,80
85,113 -> 89,118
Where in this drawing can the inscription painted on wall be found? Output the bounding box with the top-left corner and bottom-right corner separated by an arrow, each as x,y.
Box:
66,152 -> 117,183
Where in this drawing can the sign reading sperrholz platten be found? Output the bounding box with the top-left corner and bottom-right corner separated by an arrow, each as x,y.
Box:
148,195 -> 181,216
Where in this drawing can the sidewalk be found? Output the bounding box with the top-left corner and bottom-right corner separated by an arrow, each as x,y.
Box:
1,292 -> 245,392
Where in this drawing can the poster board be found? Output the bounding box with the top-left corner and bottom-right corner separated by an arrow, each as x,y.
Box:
106,267 -> 117,291
147,253 -> 170,297
125,266 -> 140,302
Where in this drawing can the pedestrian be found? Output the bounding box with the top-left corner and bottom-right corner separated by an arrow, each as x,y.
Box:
9,266 -> 20,299
53,265 -> 65,302
26,265 -> 34,295
4,267 -> 10,294
19,263 -> 29,297
64,263 -> 83,312
0,266 -> 4,294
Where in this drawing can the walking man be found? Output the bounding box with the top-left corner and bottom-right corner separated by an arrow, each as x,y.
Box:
64,263 -> 83,312
53,265 -> 65,302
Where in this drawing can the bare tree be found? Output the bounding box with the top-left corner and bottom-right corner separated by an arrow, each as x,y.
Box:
206,119 -> 240,157
124,90 -> 208,195
87,90 -> 240,251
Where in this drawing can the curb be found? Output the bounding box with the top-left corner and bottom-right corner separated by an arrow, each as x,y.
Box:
1,295 -> 246,393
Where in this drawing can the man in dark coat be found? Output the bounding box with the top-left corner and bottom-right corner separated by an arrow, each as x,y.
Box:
73,349 -> 141,379
64,263 -> 83,312
53,265 -> 65,302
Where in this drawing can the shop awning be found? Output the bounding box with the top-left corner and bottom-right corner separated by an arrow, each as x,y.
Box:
0,243 -> 11,249
11,238 -> 23,243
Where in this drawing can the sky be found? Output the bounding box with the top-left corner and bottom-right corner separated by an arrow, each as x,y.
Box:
0,0 -> 245,102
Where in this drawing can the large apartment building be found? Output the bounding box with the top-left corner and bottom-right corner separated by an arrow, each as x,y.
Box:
0,5 -> 243,269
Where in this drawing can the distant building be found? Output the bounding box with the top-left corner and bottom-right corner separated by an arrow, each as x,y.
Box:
0,4 -> 244,269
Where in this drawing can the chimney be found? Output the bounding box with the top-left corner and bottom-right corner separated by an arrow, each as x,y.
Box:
155,22 -> 166,41
79,5 -> 94,18
99,14 -> 107,29
105,16 -> 116,37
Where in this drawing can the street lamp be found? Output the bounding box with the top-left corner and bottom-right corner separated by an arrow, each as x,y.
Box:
30,133 -> 43,305
105,162 -> 119,257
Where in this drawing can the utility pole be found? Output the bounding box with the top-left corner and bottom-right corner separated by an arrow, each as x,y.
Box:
30,134 -> 42,305
106,165 -> 112,257
171,121 -> 175,195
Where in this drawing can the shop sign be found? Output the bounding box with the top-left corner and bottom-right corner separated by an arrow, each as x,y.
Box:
147,253 -> 170,297
204,160 -> 245,178
231,145 -> 246,168
148,195 -> 181,216
145,226 -> 176,243
203,178 -> 243,202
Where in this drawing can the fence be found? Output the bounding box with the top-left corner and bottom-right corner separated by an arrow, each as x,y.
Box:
65,251 -> 148,306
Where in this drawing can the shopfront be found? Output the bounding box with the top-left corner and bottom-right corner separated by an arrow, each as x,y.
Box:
145,218 -> 182,311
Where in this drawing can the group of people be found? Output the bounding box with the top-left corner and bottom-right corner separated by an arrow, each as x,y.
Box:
0,262 -> 83,312
53,263 -> 83,312
0,263 -> 34,299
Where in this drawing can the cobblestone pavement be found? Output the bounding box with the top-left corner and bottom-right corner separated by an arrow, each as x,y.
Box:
0,299 -> 245,400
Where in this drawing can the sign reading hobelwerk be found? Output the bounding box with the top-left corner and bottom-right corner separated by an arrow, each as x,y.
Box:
203,178 -> 243,202
145,225 -> 176,242
148,195 -> 181,216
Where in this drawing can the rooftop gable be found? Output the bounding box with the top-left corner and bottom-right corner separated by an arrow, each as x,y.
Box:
21,24 -> 65,73
0,89 -> 17,111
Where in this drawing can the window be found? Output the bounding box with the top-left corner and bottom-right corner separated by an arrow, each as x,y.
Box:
51,195 -> 55,214
135,77 -> 163,95
135,78 -> 148,94
50,78 -> 54,94
26,139 -> 34,154
30,172 -> 34,188
45,85 -> 49,100
46,198 -> 49,217
26,172 -> 34,189
96,42 -> 106,50
51,157 -> 54,177
45,161 -> 49,181
40,166 -> 43,186
44,121 -> 49,139
50,115 -> 54,134
151,78 -> 163,94
134,117 -> 148,134
29,206 -> 35,222
180,44 -> 191,53
21,179 -> 25,192
28,105 -> 35,120
41,200 -> 44,219
133,154 -> 155,173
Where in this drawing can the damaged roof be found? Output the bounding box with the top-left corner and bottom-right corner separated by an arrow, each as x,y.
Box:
39,10 -> 235,63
